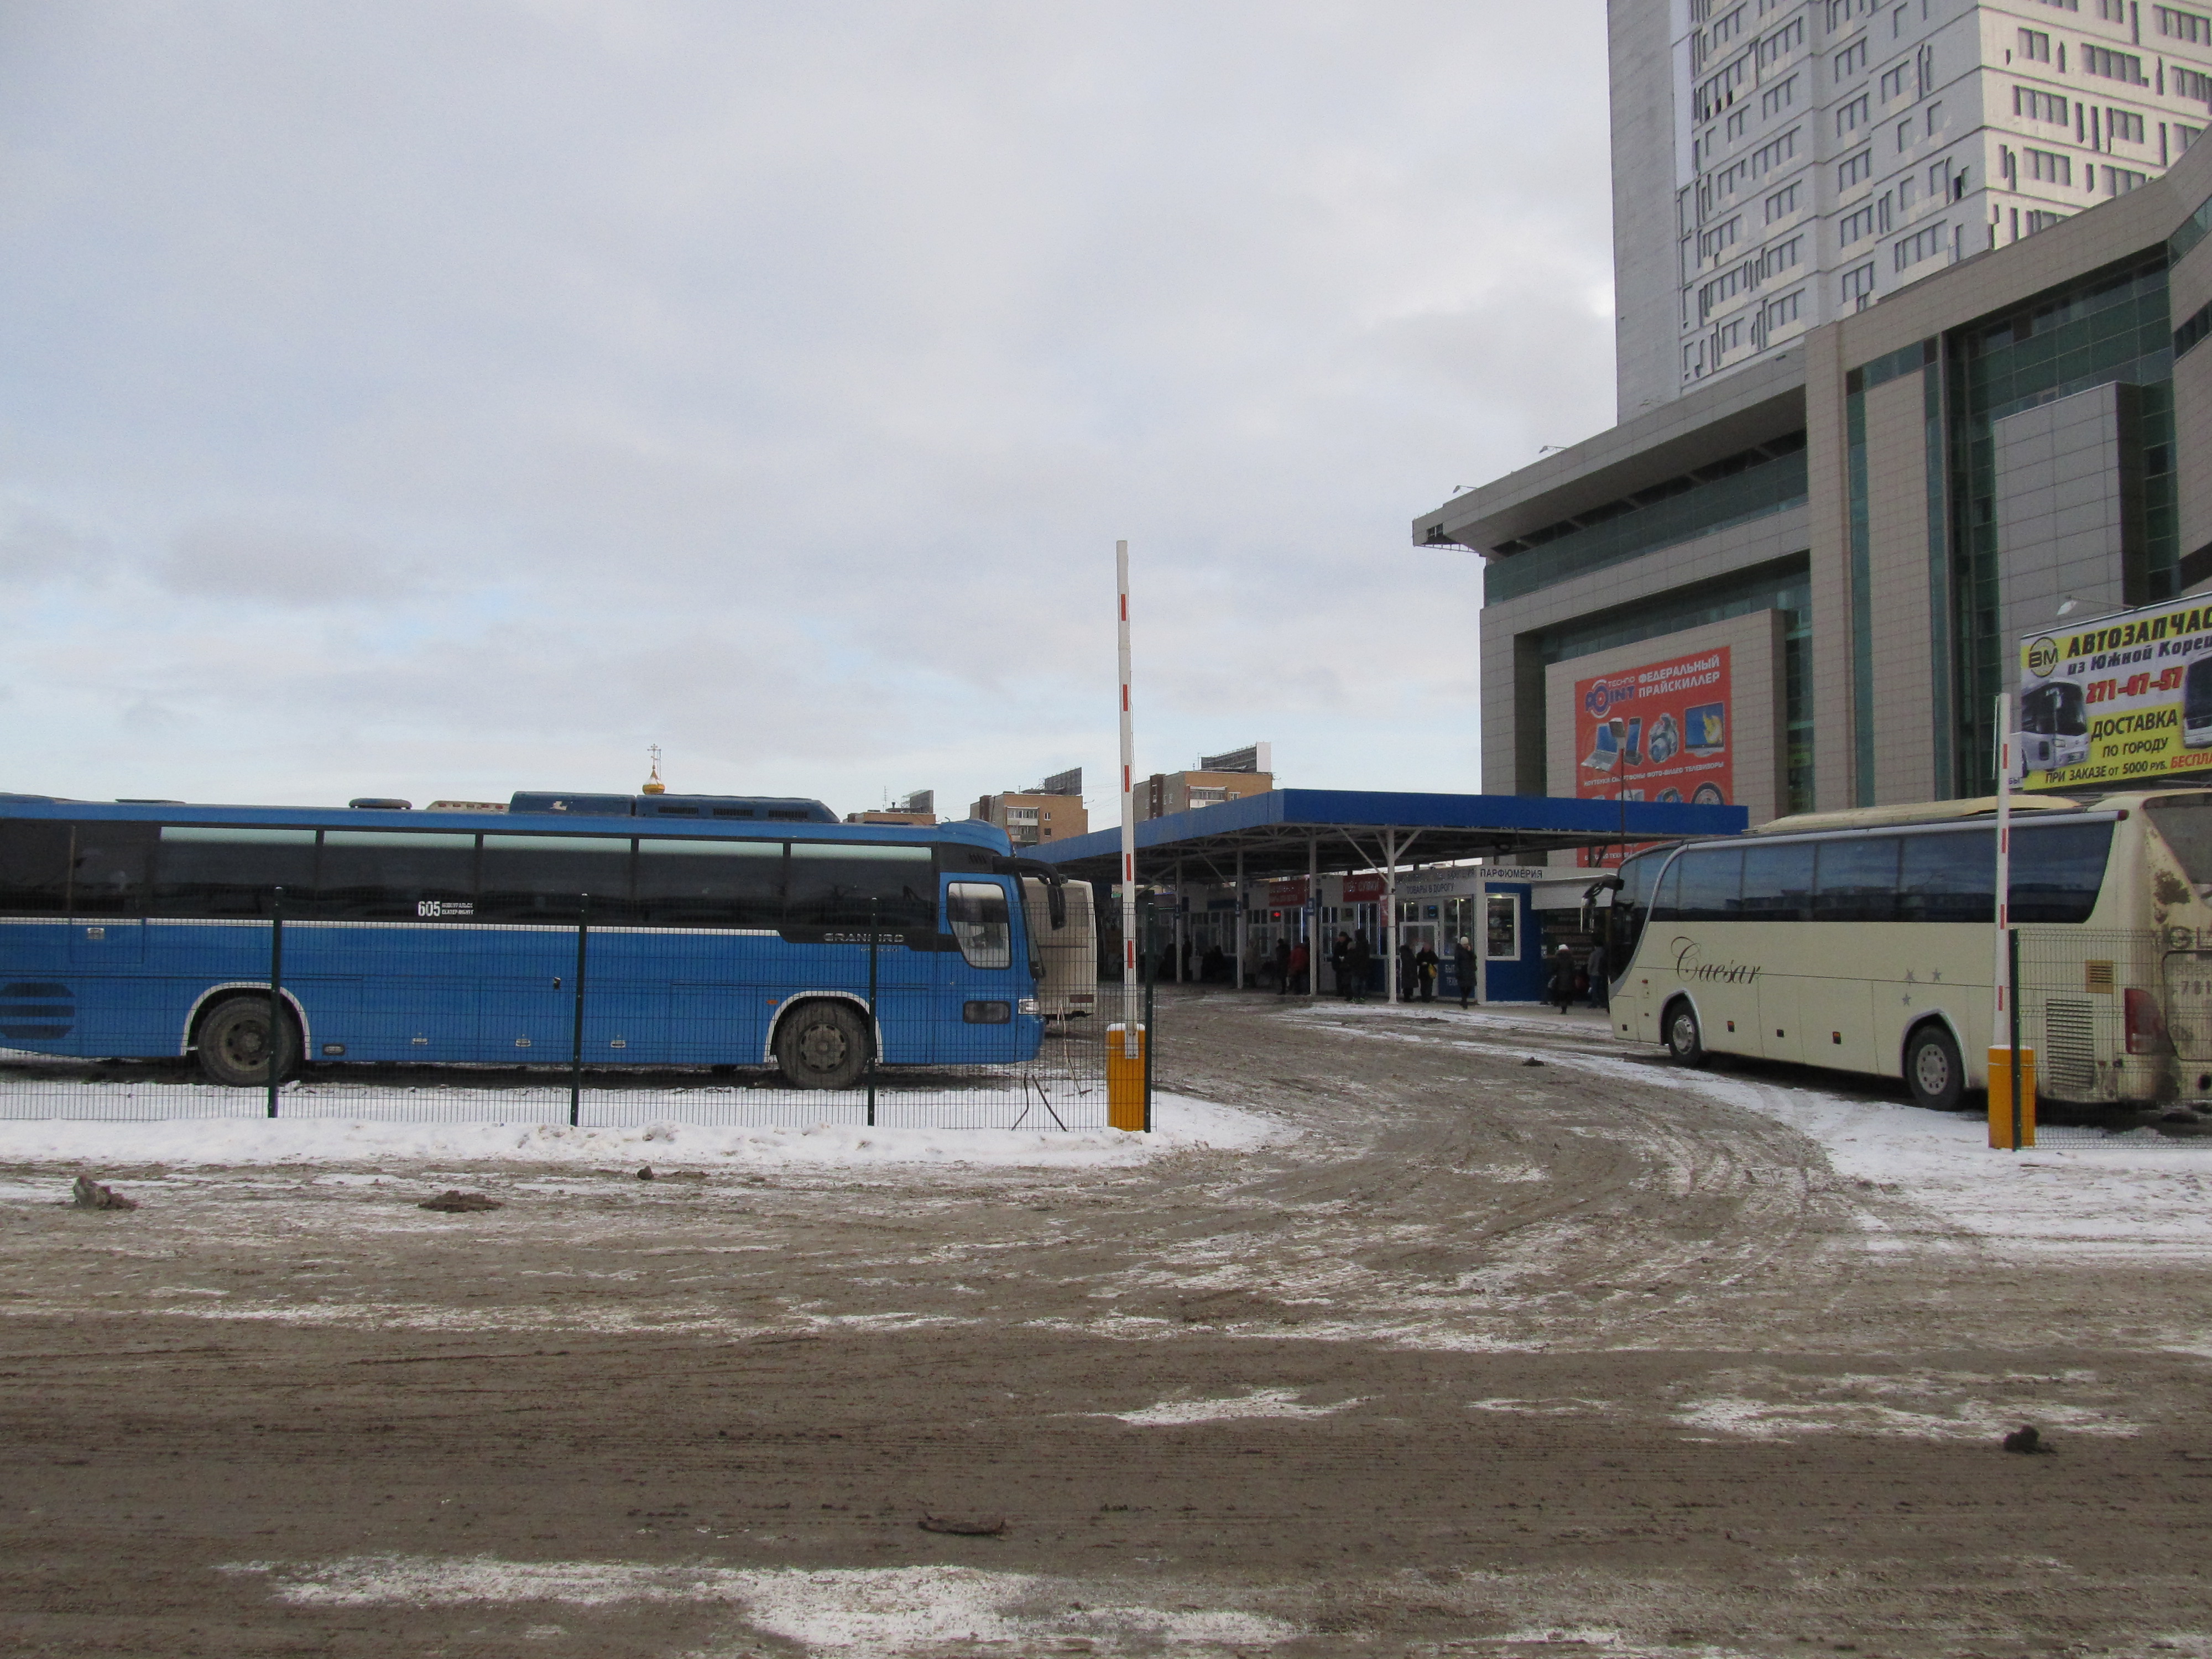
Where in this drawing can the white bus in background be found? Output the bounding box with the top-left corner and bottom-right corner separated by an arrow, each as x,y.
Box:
1605,789 -> 2212,1110
2015,680 -> 2090,771
1021,877 -> 1097,1020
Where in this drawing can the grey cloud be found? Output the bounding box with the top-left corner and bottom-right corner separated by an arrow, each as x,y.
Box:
162,517 -> 422,606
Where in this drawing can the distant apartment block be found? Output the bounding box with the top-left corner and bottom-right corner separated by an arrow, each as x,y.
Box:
1615,0 -> 2212,414
846,789 -> 937,827
970,773 -> 1087,848
1135,744 -> 1275,822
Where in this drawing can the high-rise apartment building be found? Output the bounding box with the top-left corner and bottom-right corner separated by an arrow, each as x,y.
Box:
1616,0 -> 2212,415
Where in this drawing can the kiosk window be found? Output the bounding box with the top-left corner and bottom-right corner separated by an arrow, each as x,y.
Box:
1486,893 -> 1520,959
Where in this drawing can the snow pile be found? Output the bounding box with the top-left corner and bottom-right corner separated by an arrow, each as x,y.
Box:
0,1092 -> 1282,1171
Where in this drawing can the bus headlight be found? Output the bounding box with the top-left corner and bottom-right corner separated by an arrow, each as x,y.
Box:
1018,998 -> 1040,1017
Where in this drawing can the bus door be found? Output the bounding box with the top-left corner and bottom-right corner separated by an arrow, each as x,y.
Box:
940,874 -> 1025,1063
68,823 -> 153,966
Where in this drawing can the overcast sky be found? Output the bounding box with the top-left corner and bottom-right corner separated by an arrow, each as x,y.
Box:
0,2 -> 1615,821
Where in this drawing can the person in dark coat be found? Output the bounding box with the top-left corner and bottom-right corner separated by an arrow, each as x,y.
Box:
1348,930 -> 1373,1002
1415,942 -> 1440,1002
1397,941 -> 1416,1001
1547,944 -> 1577,1013
1584,940 -> 1610,1010
1331,932 -> 1353,997
1453,935 -> 1478,1009
1287,938 -> 1309,995
1271,937 -> 1292,993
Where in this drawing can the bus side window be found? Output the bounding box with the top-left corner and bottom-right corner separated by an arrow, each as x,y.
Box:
1676,847 -> 1744,921
1898,829 -> 1994,923
478,834 -> 635,924
318,831 -> 478,921
0,822 -> 72,914
1813,837 -> 1901,922
1740,842 -> 1814,921
635,839 -> 785,928
153,827 -> 317,919
2011,821 -> 2114,923
787,845 -> 935,930
1650,858 -> 1685,922
946,882 -> 1012,969
69,823 -> 158,917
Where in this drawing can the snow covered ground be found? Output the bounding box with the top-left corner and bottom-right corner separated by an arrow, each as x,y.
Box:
0,1090 -> 1283,1171
1290,999 -> 2212,1259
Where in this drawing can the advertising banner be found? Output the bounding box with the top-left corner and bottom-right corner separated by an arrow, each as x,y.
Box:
2017,598 -> 2212,791
1573,647 -> 1733,868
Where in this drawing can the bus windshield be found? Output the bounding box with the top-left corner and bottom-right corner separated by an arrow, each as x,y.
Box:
1608,846 -> 1668,980
2021,681 -> 2086,737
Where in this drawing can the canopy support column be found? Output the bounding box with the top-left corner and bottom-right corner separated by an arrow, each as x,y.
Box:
1384,828 -> 1400,1003
1234,845 -> 1245,990
1307,833 -> 1319,999
1174,855 -> 1185,982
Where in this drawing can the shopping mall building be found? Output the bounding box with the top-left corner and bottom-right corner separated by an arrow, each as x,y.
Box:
1418,1 -> 2212,828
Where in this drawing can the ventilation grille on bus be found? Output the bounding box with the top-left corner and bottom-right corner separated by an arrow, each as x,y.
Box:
2043,999 -> 2099,1099
0,982 -> 74,1041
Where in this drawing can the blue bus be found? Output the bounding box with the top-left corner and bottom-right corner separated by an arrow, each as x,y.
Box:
0,791 -> 1056,1088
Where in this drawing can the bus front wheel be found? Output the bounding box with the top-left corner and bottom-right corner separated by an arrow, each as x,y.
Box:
1903,1022 -> 1964,1112
195,995 -> 300,1088
774,1001 -> 870,1090
1663,1000 -> 1706,1067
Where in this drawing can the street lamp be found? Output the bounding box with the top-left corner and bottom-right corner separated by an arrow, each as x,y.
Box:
1607,717 -> 1627,868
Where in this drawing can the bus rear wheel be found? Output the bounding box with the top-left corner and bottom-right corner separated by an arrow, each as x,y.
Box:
775,1001 -> 870,1090
195,996 -> 300,1088
1663,1000 -> 1706,1067
1904,1022 -> 1964,1112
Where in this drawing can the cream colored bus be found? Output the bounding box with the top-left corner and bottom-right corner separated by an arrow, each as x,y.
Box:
1606,789 -> 2212,1110
1021,876 -> 1097,1021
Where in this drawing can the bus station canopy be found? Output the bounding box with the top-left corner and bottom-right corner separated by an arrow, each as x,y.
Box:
1026,787 -> 1747,887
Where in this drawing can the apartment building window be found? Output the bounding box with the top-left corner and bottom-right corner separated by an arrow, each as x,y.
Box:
1827,0 -> 1876,27
2109,109 -> 2146,143
2018,28 -> 2052,61
1751,128 -> 1799,174
1758,15 -> 1806,67
2175,66 -> 2212,103
1715,158 -> 1751,196
1765,234 -> 1804,274
1762,75 -> 1798,118
2024,145 -> 2074,184
2158,6 -> 2212,44
2095,0 -> 2126,18
1893,222 -> 1947,271
1898,118 -> 1914,150
1838,147 -> 1875,189
2026,208 -> 2069,231
1765,180 -> 1802,220
1880,60 -> 1911,100
1712,5 -> 1745,46
1841,262 -> 1878,306
2181,122 -> 2206,148
1840,201 -> 1879,244
1695,55 -> 1750,121
2106,165 -> 2151,192
2037,0 -> 2079,9
2014,86 -> 2069,122
1728,108 -> 1749,139
1835,38 -> 1869,81
1717,317 -> 1746,353
2081,45 -> 2150,84
1837,93 -> 1871,135
1762,289 -> 1804,333
1701,216 -> 1744,259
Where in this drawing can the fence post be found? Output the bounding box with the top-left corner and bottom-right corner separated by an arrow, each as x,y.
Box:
1142,896 -> 1155,1133
866,899 -> 879,1129
266,885 -> 285,1119
570,893 -> 589,1128
2008,924 -> 2025,1151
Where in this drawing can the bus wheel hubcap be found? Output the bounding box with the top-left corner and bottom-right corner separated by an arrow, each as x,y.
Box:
1917,1048 -> 1948,1093
1672,1016 -> 1693,1050
798,1025 -> 846,1072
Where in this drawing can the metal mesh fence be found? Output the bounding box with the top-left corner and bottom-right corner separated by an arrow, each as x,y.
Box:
0,908 -> 1151,1131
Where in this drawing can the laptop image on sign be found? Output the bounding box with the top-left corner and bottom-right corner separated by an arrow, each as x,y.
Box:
1683,702 -> 1726,757
1581,722 -> 1619,772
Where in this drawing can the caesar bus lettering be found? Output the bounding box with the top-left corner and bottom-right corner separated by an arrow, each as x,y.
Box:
1672,938 -> 1764,984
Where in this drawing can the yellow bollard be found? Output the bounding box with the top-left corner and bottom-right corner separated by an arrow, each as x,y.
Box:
1987,1046 -> 2037,1149
1106,1022 -> 1147,1132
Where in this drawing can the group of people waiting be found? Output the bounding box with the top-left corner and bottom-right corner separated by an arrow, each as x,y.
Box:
1154,931 -> 1611,1011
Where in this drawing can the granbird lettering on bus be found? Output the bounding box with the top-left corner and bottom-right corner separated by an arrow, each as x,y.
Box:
1672,939 -> 1763,984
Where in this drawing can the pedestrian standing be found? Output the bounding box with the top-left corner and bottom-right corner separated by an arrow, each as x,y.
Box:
1415,942 -> 1439,1003
1331,931 -> 1353,998
1272,937 -> 1292,995
1398,941 -> 1416,1002
1453,934 -> 1478,1009
1349,930 -> 1373,1002
1288,937 -> 1310,994
1547,943 -> 1577,1013
1585,940 -> 1609,1010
